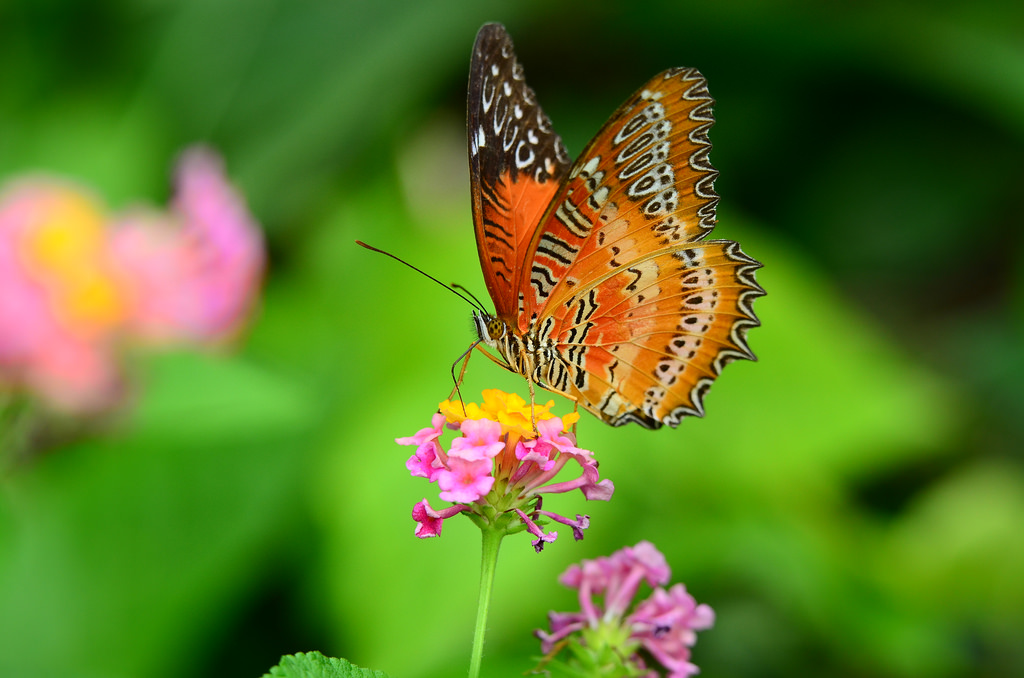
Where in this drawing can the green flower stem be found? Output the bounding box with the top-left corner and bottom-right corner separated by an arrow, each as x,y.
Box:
468,524 -> 504,678
0,396 -> 30,473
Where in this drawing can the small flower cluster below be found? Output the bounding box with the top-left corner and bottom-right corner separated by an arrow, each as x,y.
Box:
397,390 -> 613,551
536,541 -> 714,677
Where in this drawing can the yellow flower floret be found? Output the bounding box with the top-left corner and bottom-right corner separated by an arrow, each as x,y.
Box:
20,185 -> 126,336
439,389 -> 578,437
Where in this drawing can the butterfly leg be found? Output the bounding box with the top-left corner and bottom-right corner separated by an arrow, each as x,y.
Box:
473,343 -> 517,373
448,342 -> 521,416
449,341 -> 481,416
528,377 -> 538,432
451,341 -> 514,399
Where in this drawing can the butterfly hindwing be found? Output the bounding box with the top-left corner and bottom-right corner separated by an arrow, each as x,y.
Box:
468,23 -> 572,319
517,68 -> 764,428
542,242 -> 763,427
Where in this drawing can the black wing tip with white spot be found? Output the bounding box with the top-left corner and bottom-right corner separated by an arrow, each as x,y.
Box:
610,410 -> 665,430
468,22 -> 570,181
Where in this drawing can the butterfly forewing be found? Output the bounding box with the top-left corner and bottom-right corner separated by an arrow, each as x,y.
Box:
468,24 -> 572,319
516,68 -> 764,428
520,68 -> 720,320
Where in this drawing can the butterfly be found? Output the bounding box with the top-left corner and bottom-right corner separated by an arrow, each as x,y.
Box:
467,23 -> 763,429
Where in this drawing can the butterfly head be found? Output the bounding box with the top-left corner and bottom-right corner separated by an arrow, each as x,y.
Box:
472,310 -> 506,347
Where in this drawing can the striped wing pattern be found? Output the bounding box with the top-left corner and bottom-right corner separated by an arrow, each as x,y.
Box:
468,24 -> 572,318
540,242 -> 762,428
468,25 -> 763,429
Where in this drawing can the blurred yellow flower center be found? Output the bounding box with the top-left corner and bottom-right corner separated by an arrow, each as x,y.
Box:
21,187 -> 125,335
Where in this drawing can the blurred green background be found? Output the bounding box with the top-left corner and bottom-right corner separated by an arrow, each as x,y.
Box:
2,1 -> 1023,676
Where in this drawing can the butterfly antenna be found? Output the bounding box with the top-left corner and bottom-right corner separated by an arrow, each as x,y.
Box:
356,240 -> 488,313
450,283 -> 489,313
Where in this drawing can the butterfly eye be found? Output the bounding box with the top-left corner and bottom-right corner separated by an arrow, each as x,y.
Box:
487,318 -> 506,339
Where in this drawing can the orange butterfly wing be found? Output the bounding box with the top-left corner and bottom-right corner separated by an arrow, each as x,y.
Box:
468,24 -> 572,319
516,68 -> 764,428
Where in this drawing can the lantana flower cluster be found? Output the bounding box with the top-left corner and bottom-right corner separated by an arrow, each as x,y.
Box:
0,147 -> 263,413
397,389 -> 614,551
536,541 -> 714,677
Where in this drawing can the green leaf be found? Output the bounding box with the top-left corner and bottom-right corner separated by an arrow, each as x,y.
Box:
263,652 -> 390,678
0,351 -> 318,678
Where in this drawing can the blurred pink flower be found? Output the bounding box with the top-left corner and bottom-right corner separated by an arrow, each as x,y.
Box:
0,147 -> 264,414
536,541 -> 714,677
110,147 -> 264,344
0,181 -> 126,412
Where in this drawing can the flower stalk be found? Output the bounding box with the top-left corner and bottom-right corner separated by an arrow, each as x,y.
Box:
469,524 -> 503,678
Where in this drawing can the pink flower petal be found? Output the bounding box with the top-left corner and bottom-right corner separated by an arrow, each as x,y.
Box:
396,413 -> 445,447
406,440 -> 443,481
411,499 -> 467,538
437,458 -> 494,502
111,146 -> 264,344
449,417 -> 505,461
628,584 -> 714,677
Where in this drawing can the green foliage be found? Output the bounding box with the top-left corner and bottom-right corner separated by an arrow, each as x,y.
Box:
0,352 -> 318,677
263,652 -> 389,678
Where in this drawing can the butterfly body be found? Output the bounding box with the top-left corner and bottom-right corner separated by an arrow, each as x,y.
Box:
472,309 -> 563,396
468,24 -> 763,429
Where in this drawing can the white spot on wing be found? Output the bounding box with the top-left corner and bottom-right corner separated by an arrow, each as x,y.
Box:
481,76 -> 495,113
515,140 -> 535,168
